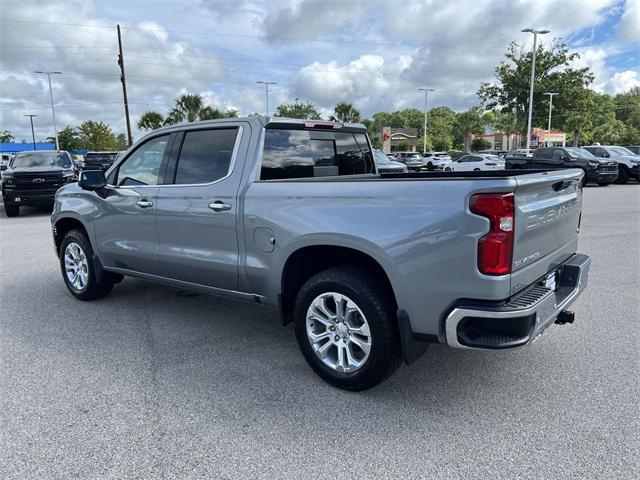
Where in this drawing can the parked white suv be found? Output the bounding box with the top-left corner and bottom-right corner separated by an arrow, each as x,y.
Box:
583,146 -> 640,184
422,151 -> 452,170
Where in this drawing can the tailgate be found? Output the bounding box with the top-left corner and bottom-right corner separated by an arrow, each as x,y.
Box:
510,169 -> 583,294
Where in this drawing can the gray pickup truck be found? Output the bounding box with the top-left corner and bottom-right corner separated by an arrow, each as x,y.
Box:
52,117 -> 591,390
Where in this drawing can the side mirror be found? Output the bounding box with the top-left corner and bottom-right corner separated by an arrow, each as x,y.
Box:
79,169 -> 106,190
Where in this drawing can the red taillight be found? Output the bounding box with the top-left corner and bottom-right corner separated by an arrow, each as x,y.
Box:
470,193 -> 515,276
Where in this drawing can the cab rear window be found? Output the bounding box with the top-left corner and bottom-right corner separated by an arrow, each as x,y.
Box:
261,128 -> 374,180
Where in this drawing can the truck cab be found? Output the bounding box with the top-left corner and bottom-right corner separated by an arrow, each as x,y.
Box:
530,147 -> 618,186
582,145 -> 639,184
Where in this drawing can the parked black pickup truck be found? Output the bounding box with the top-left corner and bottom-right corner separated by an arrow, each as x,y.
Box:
1,150 -> 77,217
81,151 -> 119,171
506,147 -> 618,186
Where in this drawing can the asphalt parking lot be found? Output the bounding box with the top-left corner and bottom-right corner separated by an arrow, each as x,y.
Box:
1,184 -> 638,479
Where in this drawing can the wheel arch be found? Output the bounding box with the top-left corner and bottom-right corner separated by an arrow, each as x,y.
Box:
279,243 -> 400,325
53,216 -> 91,256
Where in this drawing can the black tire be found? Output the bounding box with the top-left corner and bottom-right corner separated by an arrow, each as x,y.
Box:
598,182 -> 610,187
474,168 -> 481,171
4,203 -> 19,217
581,174 -> 588,187
444,167 -> 453,172
427,162 -> 434,170
294,266 -> 401,391
59,229 -> 115,301
615,166 -> 629,184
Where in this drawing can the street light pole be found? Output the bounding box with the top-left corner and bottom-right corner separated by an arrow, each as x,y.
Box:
418,87 -> 434,154
256,81 -> 277,116
35,71 -> 63,150
521,28 -> 549,154
544,92 -> 558,147
24,114 -> 38,150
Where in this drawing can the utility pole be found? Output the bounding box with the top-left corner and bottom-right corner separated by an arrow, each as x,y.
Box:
257,81 -> 277,116
522,28 -> 550,154
34,71 -> 62,150
117,24 -> 133,146
24,114 -> 38,150
418,87 -> 434,154
544,92 -> 558,147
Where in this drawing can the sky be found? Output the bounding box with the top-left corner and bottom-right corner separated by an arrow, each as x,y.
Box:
1,0 -> 639,142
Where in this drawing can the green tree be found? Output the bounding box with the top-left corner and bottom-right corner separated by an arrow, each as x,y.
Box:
330,102 -> 361,123
0,130 -> 14,142
274,100 -> 321,119
52,126 -> 82,151
478,40 -> 594,133
199,106 -> 238,120
137,111 -> 165,131
426,106 -> 456,151
471,138 -> 492,151
115,133 -> 129,150
490,111 -> 519,149
454,107 -> 484,152
77,121 -> 118,151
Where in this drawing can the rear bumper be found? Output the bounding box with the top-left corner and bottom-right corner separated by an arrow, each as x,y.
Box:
444,253 -> 591,350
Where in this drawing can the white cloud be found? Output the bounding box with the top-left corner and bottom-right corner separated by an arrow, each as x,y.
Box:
0,0 -> 638,142
606,70 -> 640,93
618,0 -> 640,43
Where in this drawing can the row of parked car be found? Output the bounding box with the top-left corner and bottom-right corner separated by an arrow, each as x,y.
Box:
376,145 -> 640,186
0,150 -> 122,217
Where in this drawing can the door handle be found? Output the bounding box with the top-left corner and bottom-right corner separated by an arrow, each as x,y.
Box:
136,200 -> 154,208
208,201 -> 232,212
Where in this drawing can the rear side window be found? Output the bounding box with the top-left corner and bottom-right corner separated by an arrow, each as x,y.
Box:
261,128 -> 374,180
535,148 -> 549,158
174,128 -> 238,184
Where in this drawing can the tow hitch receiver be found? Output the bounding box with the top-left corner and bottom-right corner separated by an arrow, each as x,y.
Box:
555,310 -> 575,325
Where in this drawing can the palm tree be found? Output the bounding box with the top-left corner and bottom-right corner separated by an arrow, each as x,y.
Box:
330,102 -> 361,123
492,111 -> 518,150
454,107 -> 484,152
137,111 -> 165,131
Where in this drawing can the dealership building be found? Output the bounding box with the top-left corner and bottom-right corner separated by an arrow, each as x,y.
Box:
381,127 -> 419,153
474,127 -> 566,150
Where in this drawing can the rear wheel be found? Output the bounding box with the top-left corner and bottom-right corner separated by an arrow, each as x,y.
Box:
444,167 -> 453,172
426,162 -> 434,170
474,168 -> 481,171
60,229 -> 116,301
3,204 -> 19,217
615,166 -> 629,184
294,266 -> 401,391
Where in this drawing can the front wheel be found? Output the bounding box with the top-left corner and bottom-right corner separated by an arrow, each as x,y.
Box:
294,266 -> 401,391
60,229 -> 116,301
444,167 -> 453,172
426,162 -> 434,170
615,166 -> 629,184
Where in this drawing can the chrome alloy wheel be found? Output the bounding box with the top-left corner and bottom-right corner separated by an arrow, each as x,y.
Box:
64,242 -> 89,291
306,292 -> 372,373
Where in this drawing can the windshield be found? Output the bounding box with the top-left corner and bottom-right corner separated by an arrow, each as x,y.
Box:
609,146 -> 634,156
11,152 -> 72,168
564,147 -> 595,159
373,150 -> 392,163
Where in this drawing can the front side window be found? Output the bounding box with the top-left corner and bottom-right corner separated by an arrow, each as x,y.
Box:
261,128 -> 374,180
174,128 -> 238,184
116,135 -> 170,186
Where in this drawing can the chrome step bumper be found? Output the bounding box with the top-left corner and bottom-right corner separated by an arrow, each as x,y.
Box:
445,253 -> 591,349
